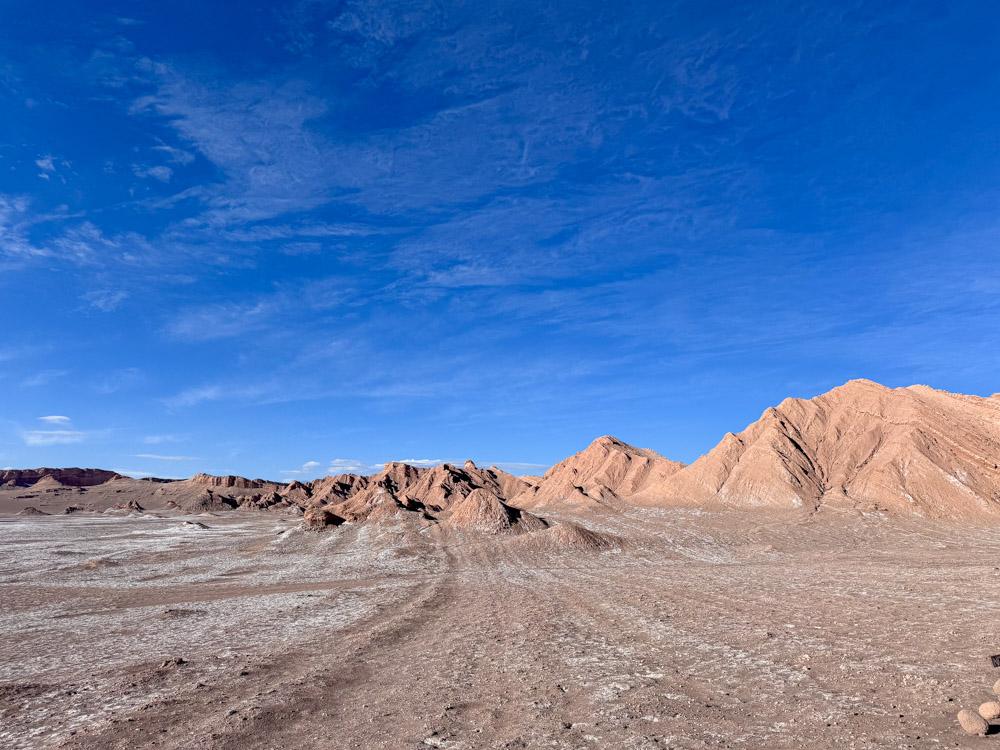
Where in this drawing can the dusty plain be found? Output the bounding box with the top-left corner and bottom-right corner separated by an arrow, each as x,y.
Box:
3,505 -> 1000,749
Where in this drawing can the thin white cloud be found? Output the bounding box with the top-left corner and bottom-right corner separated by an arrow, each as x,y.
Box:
22,369 -> 68,387
82,289 -> 129,312
132,164 -> 173,182
94,367 -> 144,394
38,415 -> 71,424
35,156 -> 55,172
143,434 -> 181,444
133,453 -> 200,460
163,385 -> 223,407
152,144 -> 194,164
280,460 -> 324,476
326,459 -> 378,474
23,430 -> 85,446
382,458 -> 443,467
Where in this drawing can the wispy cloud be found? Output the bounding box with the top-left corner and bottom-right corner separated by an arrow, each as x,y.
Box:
326,458 -> 377,474
143,434 -> 181,444
82,289 -> 129,312
134,453 -> 200,460
163,275 -> 357,343
163,384 -> 224,407
132,164 -> 173,182
93,367 -> 144,394
382,458 -> 443,468
280,460 -> 322,476
152,144 -> 193,164
22,369 -> 68,387
22,430 -> 85,446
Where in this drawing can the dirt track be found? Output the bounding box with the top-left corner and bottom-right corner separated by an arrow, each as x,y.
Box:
3,508 -> 1000,748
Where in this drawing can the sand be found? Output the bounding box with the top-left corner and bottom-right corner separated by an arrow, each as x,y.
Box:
3,506 -> 1000,748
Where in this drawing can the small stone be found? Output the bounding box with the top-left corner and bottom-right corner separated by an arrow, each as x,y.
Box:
979,701 -> 1000,720
958,709 -> 989,736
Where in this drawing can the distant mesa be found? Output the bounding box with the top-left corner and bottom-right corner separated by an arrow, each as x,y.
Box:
187,473 -> 280,491
4,379 -> 1000,524
0,468 -> 122,488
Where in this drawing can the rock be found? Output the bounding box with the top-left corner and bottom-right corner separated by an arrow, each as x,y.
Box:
112,499 -> 144,512
182,521 -> 210,529
16,506 -> 50,516
187,473 -> 281,490
444,489 -> 547,534
979,701 -> 1000,720
303,506 -> 345,529
0,468 -> 121,488
959,709 -> 989,735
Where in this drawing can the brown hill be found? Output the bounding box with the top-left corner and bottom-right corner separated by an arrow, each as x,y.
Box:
657,379 -> 1000,519
503,521 -> 622,552
512,436 -> 685,509
443,488 -> 548,534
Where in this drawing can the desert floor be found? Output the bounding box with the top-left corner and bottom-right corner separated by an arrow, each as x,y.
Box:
2,507 -> 1000,749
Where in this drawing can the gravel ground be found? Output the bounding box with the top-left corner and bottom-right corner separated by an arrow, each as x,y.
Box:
2,507 -> 1000,748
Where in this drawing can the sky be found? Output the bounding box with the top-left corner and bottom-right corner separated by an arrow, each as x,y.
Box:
1,0 -> 999,481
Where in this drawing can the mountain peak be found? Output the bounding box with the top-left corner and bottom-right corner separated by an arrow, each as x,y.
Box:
658,377 -> 1000,518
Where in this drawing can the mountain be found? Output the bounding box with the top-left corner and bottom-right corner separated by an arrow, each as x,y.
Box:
658,379 -> 1000,519
442,488 -> 548,534
512,436 -> 686,509
1,468 -> 122,488
5,379 -> 1000,522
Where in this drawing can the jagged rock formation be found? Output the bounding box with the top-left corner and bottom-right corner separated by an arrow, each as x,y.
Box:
656,379 -> 1000,519
303,506 -> 345,528
304,460 -> 537,525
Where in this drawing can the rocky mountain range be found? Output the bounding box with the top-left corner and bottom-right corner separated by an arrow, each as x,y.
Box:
4,379 -> 1000,522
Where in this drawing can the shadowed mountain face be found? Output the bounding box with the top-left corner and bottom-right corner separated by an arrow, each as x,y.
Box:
5,380 -> 1000,521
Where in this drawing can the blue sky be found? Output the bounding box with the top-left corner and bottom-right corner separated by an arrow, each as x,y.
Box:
2,0 -> 999,480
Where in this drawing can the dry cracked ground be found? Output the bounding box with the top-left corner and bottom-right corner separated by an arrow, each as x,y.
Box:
3,508 -> 1000,748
